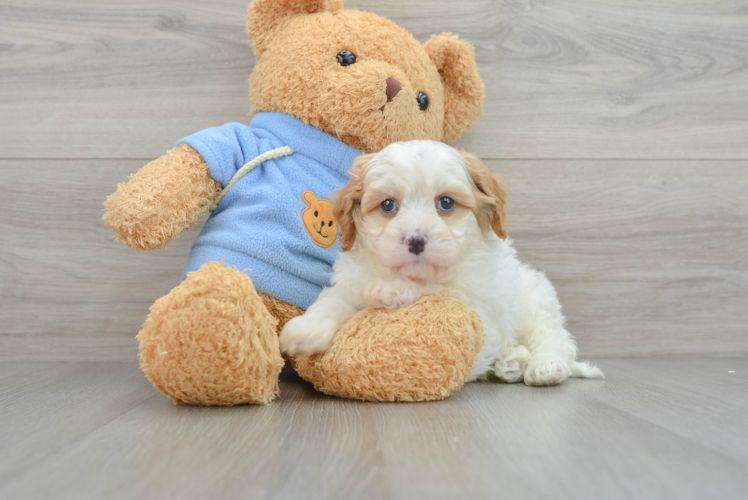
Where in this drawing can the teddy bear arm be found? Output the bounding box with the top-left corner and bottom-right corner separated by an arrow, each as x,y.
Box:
103,144 -> 221,251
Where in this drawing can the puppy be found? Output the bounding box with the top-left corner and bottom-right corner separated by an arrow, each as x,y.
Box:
279,141 -> 603,386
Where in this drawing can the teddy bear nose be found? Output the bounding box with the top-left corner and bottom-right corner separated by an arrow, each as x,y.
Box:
385,77 -> 402,102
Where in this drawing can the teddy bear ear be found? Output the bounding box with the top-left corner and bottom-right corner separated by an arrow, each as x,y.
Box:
301,190 -> 317,206
424,33 -> 486,142
247,0 -> 346,55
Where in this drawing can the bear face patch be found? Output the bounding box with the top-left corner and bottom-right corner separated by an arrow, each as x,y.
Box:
301,190 -> 338,249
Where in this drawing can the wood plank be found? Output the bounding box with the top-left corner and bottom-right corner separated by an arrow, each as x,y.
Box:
0,362 -> 157,486
0,158 -> 200,361
494,159 -> 748,357
593,356 -> 748,461
1,158 -> 746,361
0,358 -> 746,499
1,0 -> 747,160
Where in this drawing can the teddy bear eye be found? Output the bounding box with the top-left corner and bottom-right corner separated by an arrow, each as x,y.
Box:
337,50 -> 356,66
328,221 -> 333,227
417,92 -> 429,111
314,211 -> 318,217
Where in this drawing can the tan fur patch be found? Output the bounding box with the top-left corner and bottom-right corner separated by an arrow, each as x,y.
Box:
332,155 -> 371,251
257,290 -> 304,332
461,152 -> 509,239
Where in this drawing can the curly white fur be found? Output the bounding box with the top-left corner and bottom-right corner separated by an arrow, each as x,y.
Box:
280,140 -> 603,386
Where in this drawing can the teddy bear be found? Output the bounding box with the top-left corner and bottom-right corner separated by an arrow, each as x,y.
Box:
103,0 -> 486,405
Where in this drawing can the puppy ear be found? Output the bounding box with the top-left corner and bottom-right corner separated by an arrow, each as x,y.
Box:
333,155 -> 371,252
247,0 -> 345,55
461,152 -> 508,239
424,33 -> 486,142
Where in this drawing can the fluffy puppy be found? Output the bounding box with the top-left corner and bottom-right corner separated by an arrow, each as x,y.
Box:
280,141 -> 603,386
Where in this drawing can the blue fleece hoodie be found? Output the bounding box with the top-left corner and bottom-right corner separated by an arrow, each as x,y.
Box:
177,112 -> 362,309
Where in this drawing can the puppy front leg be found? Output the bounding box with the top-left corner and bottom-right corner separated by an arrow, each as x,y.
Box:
279,286 -> 359,356
361,274 -> 425,310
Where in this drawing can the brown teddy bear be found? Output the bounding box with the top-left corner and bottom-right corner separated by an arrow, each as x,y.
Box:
103,0 -> 486,404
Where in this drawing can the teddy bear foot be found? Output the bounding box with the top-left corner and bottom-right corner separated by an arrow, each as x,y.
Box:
137,261 -> 284,406
292,294 -> 485,402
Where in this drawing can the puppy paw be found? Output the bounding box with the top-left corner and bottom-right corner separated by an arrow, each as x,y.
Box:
495,346 -> 531,383
361,275 -> 423,310
279,314 -> 338,356
524,354 -> 570,387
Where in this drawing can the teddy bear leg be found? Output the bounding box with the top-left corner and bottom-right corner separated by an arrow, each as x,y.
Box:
292,294 -> 485,402
137,261 -> 285,406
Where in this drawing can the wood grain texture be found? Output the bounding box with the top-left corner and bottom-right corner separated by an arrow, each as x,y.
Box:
0,358 -> 747,499
0,362 -> 156,487
495,159 -> 748,356
1,0 -> 748,159
1,158 -> 746,361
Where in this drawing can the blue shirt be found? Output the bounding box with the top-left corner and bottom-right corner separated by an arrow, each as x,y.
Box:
177,112 -> 362,309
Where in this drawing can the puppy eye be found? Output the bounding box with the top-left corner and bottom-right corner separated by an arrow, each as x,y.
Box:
381,199 -> 397,214
337,50 -> 356,66
437,197 -> 455,212
417,92 -> 429,111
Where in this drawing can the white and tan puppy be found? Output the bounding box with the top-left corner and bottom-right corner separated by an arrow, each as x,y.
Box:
280,140 -> 603,386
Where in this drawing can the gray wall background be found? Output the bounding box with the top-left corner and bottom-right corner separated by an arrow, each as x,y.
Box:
1,0 -> 746,361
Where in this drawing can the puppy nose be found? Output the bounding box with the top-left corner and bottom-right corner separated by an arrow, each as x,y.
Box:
385,77 -> 402,102
407,236 -> 426,255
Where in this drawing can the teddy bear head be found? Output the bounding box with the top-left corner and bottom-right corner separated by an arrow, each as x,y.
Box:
247,0 -> 485,153
301,190 -> 338,249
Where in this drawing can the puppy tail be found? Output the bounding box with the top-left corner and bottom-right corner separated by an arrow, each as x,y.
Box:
570,361 -> 605,380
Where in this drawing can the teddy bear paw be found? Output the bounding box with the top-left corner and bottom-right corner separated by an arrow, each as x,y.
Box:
138,261 -> 283,405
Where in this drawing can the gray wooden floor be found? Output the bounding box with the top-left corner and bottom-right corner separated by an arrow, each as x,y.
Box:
1,357 -> 746,499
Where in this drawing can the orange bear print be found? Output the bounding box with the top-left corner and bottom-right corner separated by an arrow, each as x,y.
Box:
301,190 -> 338,250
